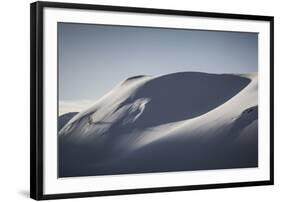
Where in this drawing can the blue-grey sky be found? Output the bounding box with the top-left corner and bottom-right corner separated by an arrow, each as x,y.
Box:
58,22 -> 258,114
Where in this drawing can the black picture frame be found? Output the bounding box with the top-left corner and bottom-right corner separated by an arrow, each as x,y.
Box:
30,1 -> 274,200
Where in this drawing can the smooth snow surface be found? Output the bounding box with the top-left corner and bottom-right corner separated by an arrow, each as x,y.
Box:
58,72 -> 258,177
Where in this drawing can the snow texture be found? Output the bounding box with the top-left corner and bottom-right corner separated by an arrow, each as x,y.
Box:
58,72 -> 258,177
58,112 -> 78,131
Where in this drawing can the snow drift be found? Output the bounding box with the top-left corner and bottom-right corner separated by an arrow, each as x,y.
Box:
58,112 -> 78,131
58,72 -> 258,177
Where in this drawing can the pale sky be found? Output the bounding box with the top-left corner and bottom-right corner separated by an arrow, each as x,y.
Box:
58,22 -> 258,115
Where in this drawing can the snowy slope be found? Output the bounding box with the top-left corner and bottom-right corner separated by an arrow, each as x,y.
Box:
59,72 -> 258,177
58,112 -> 78,131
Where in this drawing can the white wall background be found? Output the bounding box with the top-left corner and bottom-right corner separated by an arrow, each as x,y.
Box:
0,0 -> 279,201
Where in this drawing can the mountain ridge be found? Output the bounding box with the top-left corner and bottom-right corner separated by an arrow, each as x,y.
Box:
58,72 -> 258,177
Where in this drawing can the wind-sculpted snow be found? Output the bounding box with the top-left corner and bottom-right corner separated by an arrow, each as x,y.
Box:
58,112 -> 78,131
58,72 -> 258,177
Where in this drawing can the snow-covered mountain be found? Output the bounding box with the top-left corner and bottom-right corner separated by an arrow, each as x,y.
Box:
59,72 -> 258,177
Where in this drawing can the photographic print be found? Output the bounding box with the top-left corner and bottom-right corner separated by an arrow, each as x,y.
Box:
58,23 -> 259,177
31,2 -> 273,199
